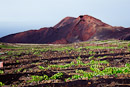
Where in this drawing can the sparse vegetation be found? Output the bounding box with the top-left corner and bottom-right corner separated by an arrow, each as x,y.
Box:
1,40 -> 130,86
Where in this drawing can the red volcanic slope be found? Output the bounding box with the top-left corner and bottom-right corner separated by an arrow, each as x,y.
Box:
0,15 -> 130,44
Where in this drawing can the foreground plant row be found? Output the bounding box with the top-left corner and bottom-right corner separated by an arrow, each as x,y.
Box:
32,57 -> 130,83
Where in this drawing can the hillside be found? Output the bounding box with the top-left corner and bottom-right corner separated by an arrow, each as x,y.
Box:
0,15 -> 130,44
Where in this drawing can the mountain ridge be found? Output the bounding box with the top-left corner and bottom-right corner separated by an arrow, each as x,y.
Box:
0,15 -> 130,44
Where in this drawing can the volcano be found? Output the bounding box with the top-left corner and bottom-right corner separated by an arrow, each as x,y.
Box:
0,15 -> 130,44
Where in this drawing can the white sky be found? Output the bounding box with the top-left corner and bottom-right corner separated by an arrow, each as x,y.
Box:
0,0 -> 130,37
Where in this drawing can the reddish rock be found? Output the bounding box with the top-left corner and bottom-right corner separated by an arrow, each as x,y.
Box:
0,15 -> 130,44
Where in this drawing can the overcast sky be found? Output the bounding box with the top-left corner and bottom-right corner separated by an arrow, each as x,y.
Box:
0,0 -> 130,37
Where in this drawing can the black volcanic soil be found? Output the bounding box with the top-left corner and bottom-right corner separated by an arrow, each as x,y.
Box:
1,40 -> 130,87
0,15 -> 130,44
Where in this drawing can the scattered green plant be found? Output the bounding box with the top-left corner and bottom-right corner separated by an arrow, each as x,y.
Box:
0,70 -> 4,74
50,72 -> 63,80
38,66 -> 45,70
43,75 -> 49,80
16,68 -> 23,72
0,56 -> 7,59
29,72 -> 63,82
88,56 -> 94,59
30,75 -> 44,82
0,82 -> 5,86
110,51 -> 114,53
16,60 -> 19,63
128,43 -> 130,47
66,63 -> 130,80
85,46 -> 118,50
0,44 -> 17,49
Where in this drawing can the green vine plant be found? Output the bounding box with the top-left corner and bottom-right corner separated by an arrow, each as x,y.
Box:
38,57 -> 109,70
29,72 -> 64,83
65,63 -> 130,81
